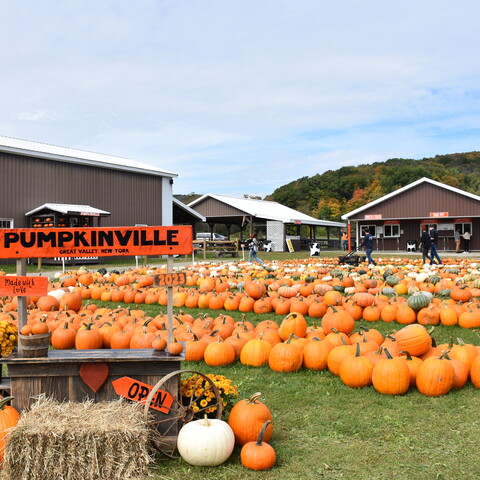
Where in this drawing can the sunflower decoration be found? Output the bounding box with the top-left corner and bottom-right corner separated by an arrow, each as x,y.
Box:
181,373 -> 238,418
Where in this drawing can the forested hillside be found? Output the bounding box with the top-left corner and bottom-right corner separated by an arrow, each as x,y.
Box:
267,152 -> 480,221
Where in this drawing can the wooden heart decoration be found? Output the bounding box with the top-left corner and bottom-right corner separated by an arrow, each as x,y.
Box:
79,362 -> 110,393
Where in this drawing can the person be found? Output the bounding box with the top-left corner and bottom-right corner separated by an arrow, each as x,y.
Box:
462,230 -> 472,253
360,228 -> 376,266
420,227 -> 431,264
454,228 -> 461,253
341,231 -> 348,250
248,233 -> 264,266
429,226 -> 442,265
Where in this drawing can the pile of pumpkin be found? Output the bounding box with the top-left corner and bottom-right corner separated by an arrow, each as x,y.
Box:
16,259 -> 478,325
10,292 -> 480,396
179,392 -> 275,470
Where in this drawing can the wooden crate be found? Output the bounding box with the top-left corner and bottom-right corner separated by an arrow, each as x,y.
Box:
2,349 -> 183,436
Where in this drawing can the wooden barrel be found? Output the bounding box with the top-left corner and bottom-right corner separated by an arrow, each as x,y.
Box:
18,333 -> 51,358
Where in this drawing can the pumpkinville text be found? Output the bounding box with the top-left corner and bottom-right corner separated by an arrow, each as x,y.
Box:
0,226 -> 193,258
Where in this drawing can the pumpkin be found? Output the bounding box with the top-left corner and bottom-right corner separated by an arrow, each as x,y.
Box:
339,342 -> 374,388
75,323 -> 103,350
240,337 -> 272,367
277,312 -> 307,341
371,349 -> 410,395
177,415 -> 235,466
204,336 -> 235,366
407,292 -> 431,311
302,337 -> 333,371
268,335 -> 303,373
394,324 -> 432,357
416,353 -> 454,396
0,396 -> 20,462
321,307 -> 355,335
167,338 -> 185,356
240,420 -> 276,471
51,322 -> 77,350
228,392 -> 273,446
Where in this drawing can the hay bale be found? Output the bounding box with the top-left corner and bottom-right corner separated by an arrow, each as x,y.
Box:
3,397 -> 152,480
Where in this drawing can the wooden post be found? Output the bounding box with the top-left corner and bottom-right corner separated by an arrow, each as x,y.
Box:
16,258 -> 28,356
37,258 -> 42,270
167,255 -> 174,344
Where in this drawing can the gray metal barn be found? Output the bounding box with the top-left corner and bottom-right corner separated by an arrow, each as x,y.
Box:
0,136 -> 202,263
188,193 -> 346,252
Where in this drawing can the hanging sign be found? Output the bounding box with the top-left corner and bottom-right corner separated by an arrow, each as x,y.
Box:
430,212 -> 449,218
112,377 -> 174,413
0,275 -> 48,296
0,225 -> 193,259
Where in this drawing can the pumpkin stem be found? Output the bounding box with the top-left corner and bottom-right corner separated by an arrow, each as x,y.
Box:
384,348 -> 393,360
256,420 -> 271,446
0,396 -> 14,410
246,392 -> 262,404
400,350 -> 413,360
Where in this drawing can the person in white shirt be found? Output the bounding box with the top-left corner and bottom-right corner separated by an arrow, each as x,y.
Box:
462,230 -> 472,253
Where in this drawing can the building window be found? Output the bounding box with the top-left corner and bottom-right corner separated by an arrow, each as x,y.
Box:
0,218 -> 13,228
360,225 -> 376,237
383,224 -> 400,238
419,223 -> 437,235
455,222 -> 472,235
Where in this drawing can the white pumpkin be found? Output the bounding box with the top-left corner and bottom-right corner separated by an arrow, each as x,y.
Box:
177,416 -> 235,466
48,288 -> 67,302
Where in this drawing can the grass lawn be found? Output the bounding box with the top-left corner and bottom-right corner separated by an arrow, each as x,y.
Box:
90,302 -> 480,480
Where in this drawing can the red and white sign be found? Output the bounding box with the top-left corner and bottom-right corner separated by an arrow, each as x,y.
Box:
365,214 -> 382,220
383,220 -> 400,225
0,275 -> 48,297
430,212 -> 449,218
112,376 -> 174,413
454,218 -> 472,223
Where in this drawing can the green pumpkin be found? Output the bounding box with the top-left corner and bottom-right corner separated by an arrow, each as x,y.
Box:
407,292 -> 431,311
428,274 -> 442,285
385,275 -> 400,287
330,269 -> 344,279
437,288 -> 452,298
382,287 -> 396,296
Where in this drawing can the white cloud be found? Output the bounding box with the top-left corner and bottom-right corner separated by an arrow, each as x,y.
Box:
0,0 -> 479,197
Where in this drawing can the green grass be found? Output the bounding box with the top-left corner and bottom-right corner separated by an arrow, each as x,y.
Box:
89,301 -> 480,480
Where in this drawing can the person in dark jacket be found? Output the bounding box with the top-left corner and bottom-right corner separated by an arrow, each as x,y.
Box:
420,227 -> 431,264
429,226 -> 442,265
360,228 -> 376,266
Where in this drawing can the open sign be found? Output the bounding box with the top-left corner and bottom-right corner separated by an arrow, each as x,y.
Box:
112,376 -> 174,413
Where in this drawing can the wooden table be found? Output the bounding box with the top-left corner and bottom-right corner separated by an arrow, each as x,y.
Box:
2,349 -> 183,414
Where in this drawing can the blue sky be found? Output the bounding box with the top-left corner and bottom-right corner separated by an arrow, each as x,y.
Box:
1,0 -> 479,197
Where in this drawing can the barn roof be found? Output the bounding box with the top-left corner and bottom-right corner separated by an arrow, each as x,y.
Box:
25,203 -> 111,217
189,193 -> 345,227
0,135 -> 176,178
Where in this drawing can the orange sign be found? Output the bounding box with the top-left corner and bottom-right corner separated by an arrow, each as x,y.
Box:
430,212 -> 449,218
0,276 -> 48,296
112,377 -> 174,413
156,272 -> 186,287
365,214 -> 382,220
0,226 -> 193,259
